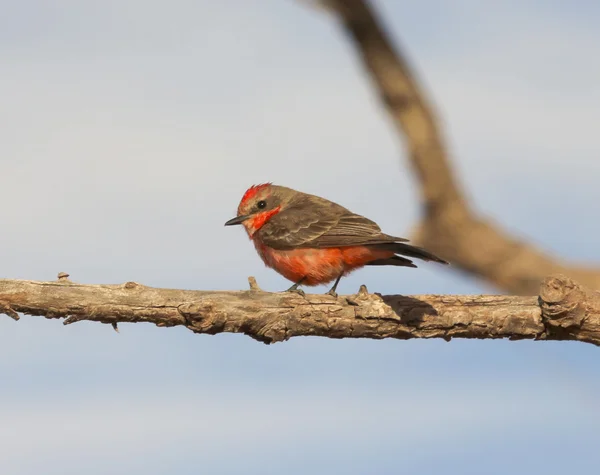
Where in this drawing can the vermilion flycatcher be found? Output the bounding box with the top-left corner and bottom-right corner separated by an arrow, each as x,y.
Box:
225,183 -> 448,296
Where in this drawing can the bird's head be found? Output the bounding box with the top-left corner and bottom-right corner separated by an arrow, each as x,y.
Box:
225,183 -> 294,235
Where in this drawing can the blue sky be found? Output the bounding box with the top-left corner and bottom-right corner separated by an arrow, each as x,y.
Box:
1,1 -> 599,473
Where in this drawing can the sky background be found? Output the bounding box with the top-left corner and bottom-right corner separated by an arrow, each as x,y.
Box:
1,0 -> 599,473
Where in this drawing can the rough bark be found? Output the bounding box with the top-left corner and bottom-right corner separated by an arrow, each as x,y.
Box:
1,274 -> 598,346
321,0 -> 600,294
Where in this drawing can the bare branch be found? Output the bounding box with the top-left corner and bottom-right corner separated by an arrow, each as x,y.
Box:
1,274 -> 598,346
321,0 -> 600,294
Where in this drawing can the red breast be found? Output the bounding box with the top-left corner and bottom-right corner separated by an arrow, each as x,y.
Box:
253,238 -> 393,286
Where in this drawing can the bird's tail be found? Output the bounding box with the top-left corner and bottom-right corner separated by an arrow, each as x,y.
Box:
366,255 -> 417,268
369,242 -> 449,265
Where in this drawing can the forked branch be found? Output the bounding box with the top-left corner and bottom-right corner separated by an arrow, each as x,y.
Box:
320,0 -> 600,294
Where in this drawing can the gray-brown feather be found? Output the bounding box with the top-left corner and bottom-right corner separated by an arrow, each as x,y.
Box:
369,242 -> 448,264
366,256 -> 417,268
257,193 -> 408,250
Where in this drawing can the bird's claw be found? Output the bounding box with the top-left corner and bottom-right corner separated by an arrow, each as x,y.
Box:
326,289 -> 338,298
287,288 -> 306,297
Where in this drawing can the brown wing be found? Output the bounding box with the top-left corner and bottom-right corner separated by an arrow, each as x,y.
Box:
257,198 -> 408,250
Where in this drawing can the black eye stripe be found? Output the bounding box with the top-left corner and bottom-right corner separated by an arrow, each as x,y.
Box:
257,200 -> 267,209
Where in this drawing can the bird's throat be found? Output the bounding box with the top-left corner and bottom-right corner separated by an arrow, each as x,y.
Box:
244,206 -> 281,235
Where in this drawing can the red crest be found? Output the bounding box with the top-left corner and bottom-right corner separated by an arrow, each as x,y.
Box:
240,182 -> 272,206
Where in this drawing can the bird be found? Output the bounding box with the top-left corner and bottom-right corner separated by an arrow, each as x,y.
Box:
225,183 -> 448,296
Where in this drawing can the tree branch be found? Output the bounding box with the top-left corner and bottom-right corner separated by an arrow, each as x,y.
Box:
1,274 -> 598,346
321,0 -> 600,294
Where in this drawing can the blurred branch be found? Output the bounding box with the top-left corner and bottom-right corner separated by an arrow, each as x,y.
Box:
1,274 -> 598,346
320,0 -> 600,294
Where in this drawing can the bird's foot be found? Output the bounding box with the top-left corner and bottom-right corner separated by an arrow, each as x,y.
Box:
284,281 -> 306,297
324,273 -> 343,299
286,288 -> 306,297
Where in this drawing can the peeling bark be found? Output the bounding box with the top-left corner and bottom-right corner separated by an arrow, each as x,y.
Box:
1,274 -> 598,346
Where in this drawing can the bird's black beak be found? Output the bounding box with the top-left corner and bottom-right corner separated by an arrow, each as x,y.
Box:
224,214 -> 252,226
